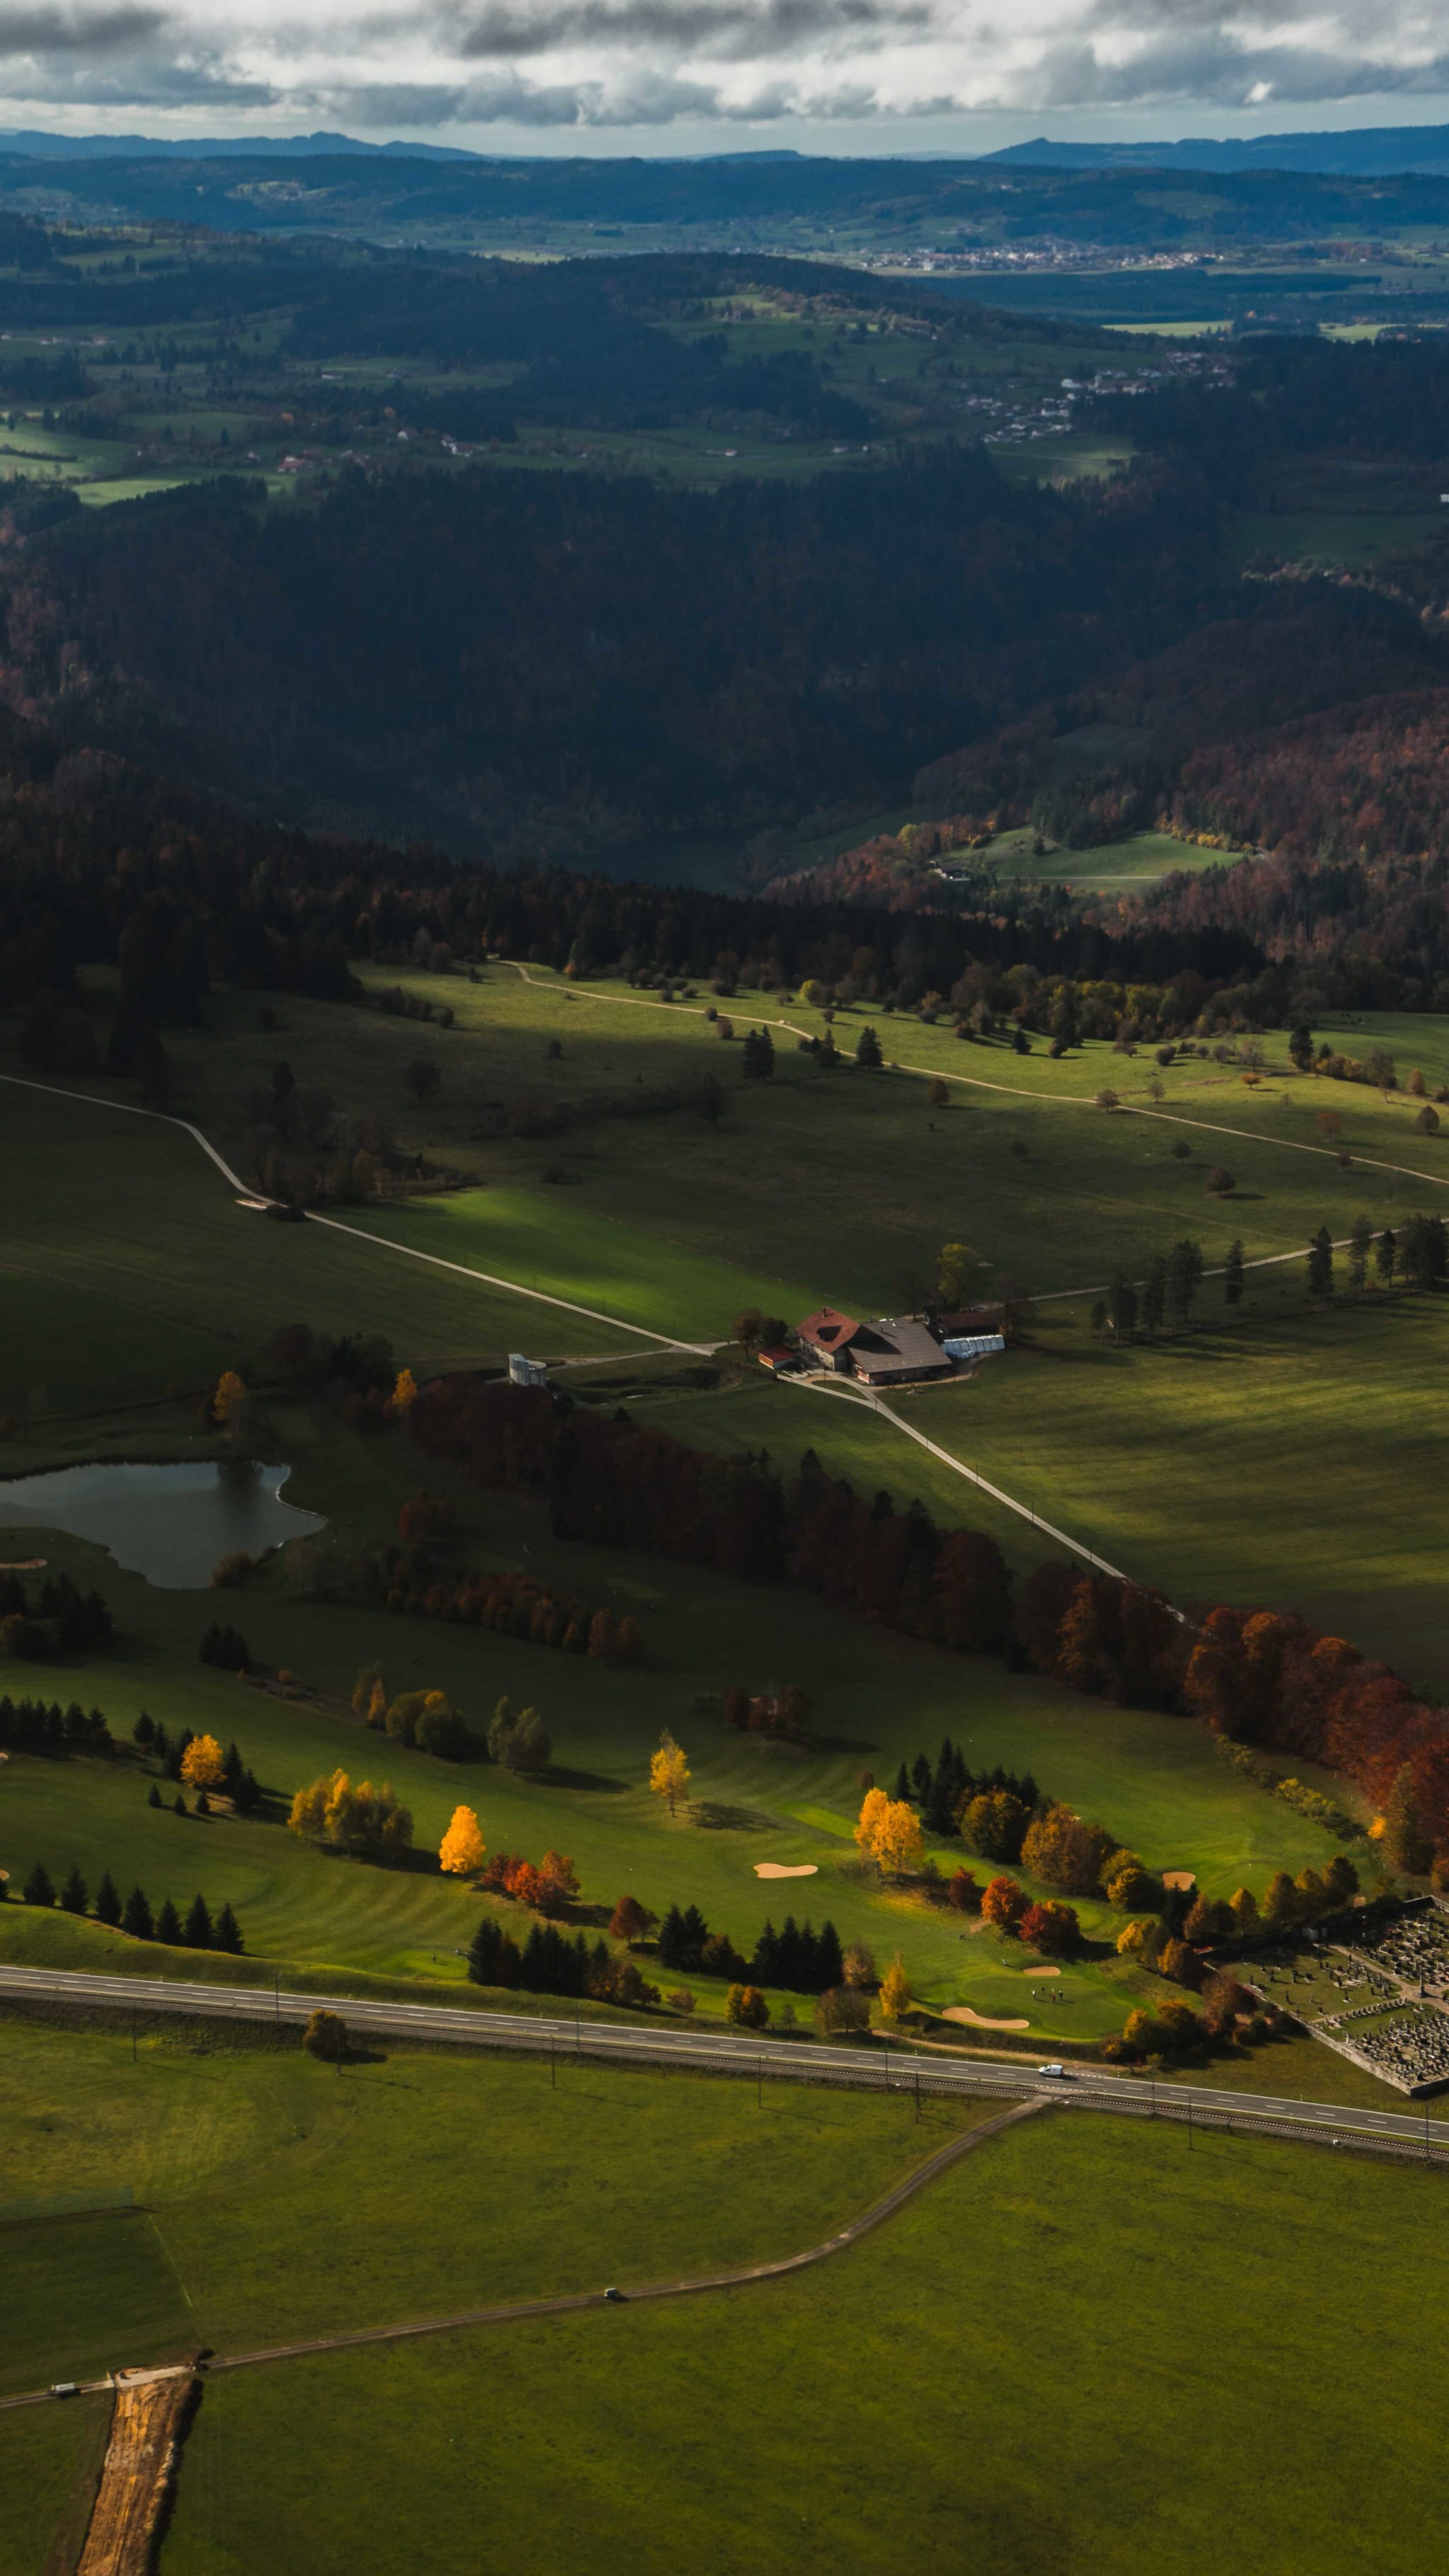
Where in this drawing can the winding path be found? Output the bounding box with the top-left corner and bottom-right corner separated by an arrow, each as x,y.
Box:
0,2098 -> 1044,2411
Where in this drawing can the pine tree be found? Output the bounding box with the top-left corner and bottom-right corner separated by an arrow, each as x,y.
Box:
893,1760 -> 911,1803
148,1783 -> 163,1810
122,1885 -> 154,1940
910,1751 -> 933,1803
855,1025 -> 883,1069
132,1712 -> 155,1748
23,1861 -> 54,1907
156,1897 -> 183,1945
1307,1226 -> 1334,1304
678,1904 -> 708,1970
657,1903 -> 687,1969
1347,1214 -> 1373,1296
1141,1257 -> 1167,1338
753,1918 -> 779,1982
183,1894 -> 214,1950
1223,1238 -> 1245,1308
213,1902 -> 243,1955
468,1914 -> 521,1988
1376,1226 -> 1397,1287
60,1865 -> 87,1916
1108,1272 -> 1138,1338
95,1870 -> 122,1928
814,1920 -> 844,1993
173,1793 -> 187,1817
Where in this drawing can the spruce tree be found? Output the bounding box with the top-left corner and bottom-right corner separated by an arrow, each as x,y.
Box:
1307,1226 -> 1334,1304
156,1897 -> 183,1945
778,1914 -> 804,1988
152,1723 -> 170,1768
893,1760 -> 911,1803
183,1894 -> 214,1950
753,1919 -> 779,1983
23,1861 -> 54,1907
1223,1238 -> 1245,1308
95,1870 -> 122,1928
468,1915 -> 519,1987
60,1865 -> 87,1916
657,1903 -> 686,1969
814,1921 -> 844,1993
148,1783 -> 163,1810
223,1742 -> 245,1798
173,1793 -> 187,1817
214,1902 -> 243,1955
132,1711 -> 156,1748
122,1885 -> 154,1940
679,1904 -> 708,1970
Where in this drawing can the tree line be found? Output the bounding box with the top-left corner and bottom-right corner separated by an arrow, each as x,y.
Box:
412,1376 -> 1449,1876
16,1858 -> 243,1952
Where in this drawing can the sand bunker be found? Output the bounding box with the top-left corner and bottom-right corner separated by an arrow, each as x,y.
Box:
942,2005 -> 1030,2032
1162,1870 -> 1197,1891
754,1862 -> 819,1880
1020,1965 -> 1061,1977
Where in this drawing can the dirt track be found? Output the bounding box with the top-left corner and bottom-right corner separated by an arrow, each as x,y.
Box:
76,2369 -> 197,2576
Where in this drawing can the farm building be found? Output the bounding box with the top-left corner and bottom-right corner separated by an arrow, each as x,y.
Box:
795,1309 -> 952,1387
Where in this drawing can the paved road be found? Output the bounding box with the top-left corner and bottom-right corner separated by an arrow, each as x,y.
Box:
0,2098 -> 1044,2414
4,1962 -> 1445,2151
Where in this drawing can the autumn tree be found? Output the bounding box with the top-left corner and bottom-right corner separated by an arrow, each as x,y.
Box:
879,1953 -> 913,2020
609,1894 -> 658,1947
1018,1899 -> 1079,1957
387,1367 -> 419,1415
842,1940 -> 878,1989
212,1370 -> 247,1433
855,1789 -> 923,1878
1229,1886 -> 1259,1931
816,1984 -> 870,2036
352,1661 -> 385,1720
1263,1870 -> 1299,1926
726,1982 -> 769,2029
733,1309 -> 767,1353
180,1732 -> 225,1792
1383,1763 -> 1431,1875
304,2008 -> 347,2063
650,1730 -> 691,1818
439,1805 -> 486,1876
981,1875 -> 1029,1932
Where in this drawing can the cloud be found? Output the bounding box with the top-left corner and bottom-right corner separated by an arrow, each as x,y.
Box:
3,0 -> 1449,131
446,0 -> 928,64
0,4 -> 168,49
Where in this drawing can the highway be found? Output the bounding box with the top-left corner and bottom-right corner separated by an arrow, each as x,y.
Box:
4,1961 -> 1445,2154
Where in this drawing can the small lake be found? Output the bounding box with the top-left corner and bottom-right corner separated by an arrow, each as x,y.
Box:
0,1461 -> 325,1590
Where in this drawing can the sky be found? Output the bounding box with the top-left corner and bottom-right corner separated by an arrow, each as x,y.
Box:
4,1 -> 1449,154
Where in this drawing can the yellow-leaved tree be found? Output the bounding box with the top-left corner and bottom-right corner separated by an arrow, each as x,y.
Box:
439,1805 -> 486,1877
650,1731 -> 691,1818
180,1733 -> 226,1791
879,1953 -> 912,2021
854,1787 -> 889,1861
855,1790 -> 923,1880
212,1370 -> 247,1433
388,1367 -> 419,1417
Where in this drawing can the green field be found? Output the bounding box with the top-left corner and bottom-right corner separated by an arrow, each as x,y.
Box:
151,2111 -> 1449,2576
1,974 -> 1445,2043
3,2018 -> 1446,2575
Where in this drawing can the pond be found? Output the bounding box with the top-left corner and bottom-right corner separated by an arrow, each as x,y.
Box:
0,1461 -> 325,1590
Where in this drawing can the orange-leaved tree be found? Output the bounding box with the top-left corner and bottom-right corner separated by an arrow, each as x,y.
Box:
387,1367 -> 419,1416
212,1370 -> 247,1433
439,1805 -> 485,1877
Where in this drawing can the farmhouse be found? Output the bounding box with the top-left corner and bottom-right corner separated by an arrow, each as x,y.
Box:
795,1308 -> 952,1387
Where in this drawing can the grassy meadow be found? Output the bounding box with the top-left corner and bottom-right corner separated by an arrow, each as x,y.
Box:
0,966 -> 1441,2046
145,2110 -> 1448,2576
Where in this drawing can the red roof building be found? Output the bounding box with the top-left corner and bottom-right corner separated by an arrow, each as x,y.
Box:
795,1308 -> 861,1372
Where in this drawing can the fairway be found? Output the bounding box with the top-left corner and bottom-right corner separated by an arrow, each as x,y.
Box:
151,2112 -> 1449,2576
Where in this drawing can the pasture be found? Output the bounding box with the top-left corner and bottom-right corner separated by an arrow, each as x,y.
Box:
151,2110 -> 1449,2576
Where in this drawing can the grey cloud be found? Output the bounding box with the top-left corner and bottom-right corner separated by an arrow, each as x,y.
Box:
441,0 -> 928,62
1024,28 -> 1449,105
0,4 -> 168,52
325,64 -> 948,122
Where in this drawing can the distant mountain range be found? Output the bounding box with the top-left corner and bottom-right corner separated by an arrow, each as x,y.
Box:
984,125 -> 1449,176
0,129 -> 483,162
